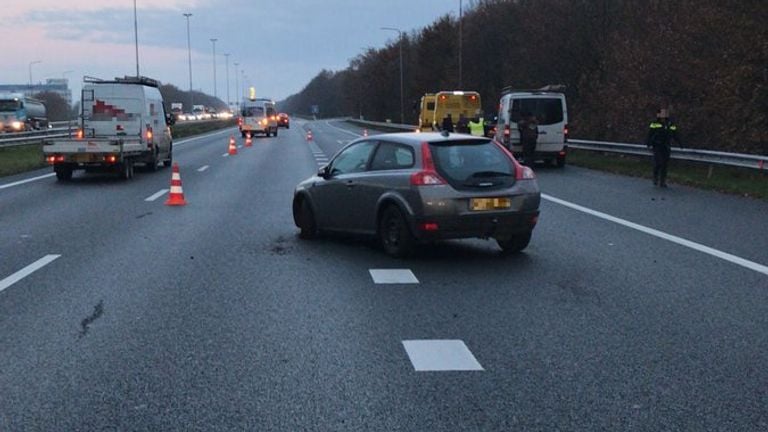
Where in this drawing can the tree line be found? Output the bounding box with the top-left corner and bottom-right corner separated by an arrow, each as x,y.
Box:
279,0 -> 767,154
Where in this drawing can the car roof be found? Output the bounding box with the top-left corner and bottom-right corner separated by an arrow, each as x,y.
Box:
367,132 -> 491,146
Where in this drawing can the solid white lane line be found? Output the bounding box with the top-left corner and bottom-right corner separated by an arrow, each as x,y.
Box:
324,120 -> 362,137
0,173 -> 56,190
145,189 -> 169,202
197,165 -> 210,172
542,193 -> 768,277
369,269 -> 419,284
402,340 -> 484,372
0,254 -> 61,293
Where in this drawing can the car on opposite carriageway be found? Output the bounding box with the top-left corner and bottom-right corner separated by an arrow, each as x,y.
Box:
292,131 -> 540,257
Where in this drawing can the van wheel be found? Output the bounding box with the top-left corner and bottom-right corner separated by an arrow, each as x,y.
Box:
147,148 -> 159,172
379,206 -> 415,258
163,144 -> 173,167
118,161 -> 133,180
496,231 -> 532,254
556,155 -> 566,168
273,127 -> 278,137
55,166 -> 73,181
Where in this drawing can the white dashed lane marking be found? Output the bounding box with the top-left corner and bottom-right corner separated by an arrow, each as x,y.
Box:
0,254 -> 61,293
144,189 -> 169,202
0,173 -> 56,190
369,269 -> 419,284
222,153 -> 229,157
197,165 -> 210,172
402,340 -> 484,372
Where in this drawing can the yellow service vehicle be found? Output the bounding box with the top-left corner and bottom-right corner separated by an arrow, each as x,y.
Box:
418,91 -> 481,131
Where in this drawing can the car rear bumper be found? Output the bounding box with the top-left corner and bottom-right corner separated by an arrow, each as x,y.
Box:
412,209 -> 539,241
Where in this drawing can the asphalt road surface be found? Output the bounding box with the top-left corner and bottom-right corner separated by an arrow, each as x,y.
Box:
1,120 -> 767,431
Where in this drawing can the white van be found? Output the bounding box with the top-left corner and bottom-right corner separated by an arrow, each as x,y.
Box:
239,98 -> 278,138
81,76 -> 173,170
495,85 -> 568,167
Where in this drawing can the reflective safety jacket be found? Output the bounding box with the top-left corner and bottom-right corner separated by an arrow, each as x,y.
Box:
469,118 -> 484,136
646,119 -> 681,151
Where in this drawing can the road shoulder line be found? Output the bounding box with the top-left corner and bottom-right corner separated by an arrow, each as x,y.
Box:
0,254 -> 61,293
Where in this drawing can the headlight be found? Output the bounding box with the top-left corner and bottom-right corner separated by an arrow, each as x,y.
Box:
11,121 -> 23,130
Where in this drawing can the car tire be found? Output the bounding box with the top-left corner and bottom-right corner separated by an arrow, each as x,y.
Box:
118,161 -> 133,180
273,127 -> 278,137
379,206 -> 415,258
496,231 -> 532,254
296,198 -> 318,239
55,166 -> 73,181
556,155 -> 566,168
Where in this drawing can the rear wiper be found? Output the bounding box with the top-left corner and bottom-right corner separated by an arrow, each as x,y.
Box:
469,171 -> 512,178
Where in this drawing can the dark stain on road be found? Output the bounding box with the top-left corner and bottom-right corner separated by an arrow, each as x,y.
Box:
270,235 -> 291,256
136,212 -> 153,219
79,300 -> 104,338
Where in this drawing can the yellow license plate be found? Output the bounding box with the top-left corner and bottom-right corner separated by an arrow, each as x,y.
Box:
470,197 -> 511,211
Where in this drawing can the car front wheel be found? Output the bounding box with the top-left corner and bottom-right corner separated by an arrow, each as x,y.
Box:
296,198 -> 318,239
379,206 -> 415,258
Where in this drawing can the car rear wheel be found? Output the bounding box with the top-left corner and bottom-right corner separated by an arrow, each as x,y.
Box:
273,127 -> 278,137
556,155 -> 566,168
496,231 -> 532,254
379,206 -> 415,258
147,148 -> 159,172
296,198 -> 318,239
163,143 -> 173,167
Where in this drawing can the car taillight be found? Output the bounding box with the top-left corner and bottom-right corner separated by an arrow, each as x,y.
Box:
46,155 -> 64,164
105,155 -> 118,164
410,142 -> 445,186
503,124 -> 511,144
238,117 -> 243,126
146,126 -> 153,142
515,161 -> 536,180
76,128 -> 84,139
419,222 -> 439,231
564,124 -> 569,142
116,124 -> 124,132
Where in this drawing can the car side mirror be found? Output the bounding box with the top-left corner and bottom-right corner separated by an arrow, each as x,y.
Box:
318,165 -> 329,178
165,113 -> 176,126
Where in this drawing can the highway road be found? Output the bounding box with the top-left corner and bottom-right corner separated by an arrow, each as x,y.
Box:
1,119 -> 767,431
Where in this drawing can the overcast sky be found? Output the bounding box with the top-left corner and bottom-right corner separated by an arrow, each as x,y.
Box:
1,0 -> 460,105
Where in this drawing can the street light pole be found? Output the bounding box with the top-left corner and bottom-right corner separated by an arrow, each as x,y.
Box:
234,61 -> 239,112
224,53 -> 230,111
28,60 -> 42,94
210,38 -> 218,100
133,0 -> 140,76
183,13 -> 193,112
458,0 -> 463,88
381,27 -> 404,124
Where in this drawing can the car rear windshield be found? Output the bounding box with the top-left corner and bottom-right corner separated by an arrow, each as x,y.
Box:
511,98 -> 564,125
429,139 -> 515,191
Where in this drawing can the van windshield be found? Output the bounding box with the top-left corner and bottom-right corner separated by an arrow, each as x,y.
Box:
243,106 -> 265,117
511,98 -> 563,125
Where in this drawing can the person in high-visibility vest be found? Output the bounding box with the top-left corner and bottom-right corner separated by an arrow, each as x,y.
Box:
469,116 -> 485,136
645,108 -> 681,188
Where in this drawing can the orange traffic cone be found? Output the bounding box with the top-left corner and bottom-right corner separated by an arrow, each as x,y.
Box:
228,136 -> 238,155
306,130 -> 313,141
245,133 -> 253,147
363,128 -> 368,137
164,163 -> 187,206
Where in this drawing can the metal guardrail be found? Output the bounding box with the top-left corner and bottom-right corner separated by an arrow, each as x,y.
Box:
0,121 -> 76,148
345,118 -> 767,171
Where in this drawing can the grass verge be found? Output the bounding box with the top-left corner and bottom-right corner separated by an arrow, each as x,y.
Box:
0,119 -> 237,178
567,148 -> 768,200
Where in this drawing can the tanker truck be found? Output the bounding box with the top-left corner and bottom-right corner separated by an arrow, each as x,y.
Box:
0,93 -> 48,132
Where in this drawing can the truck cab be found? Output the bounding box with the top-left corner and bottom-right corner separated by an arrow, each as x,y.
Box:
0,94 -> 47,132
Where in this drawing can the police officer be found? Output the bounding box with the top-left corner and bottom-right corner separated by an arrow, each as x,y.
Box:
645,108 -> 681,188
518,112 -> 539,165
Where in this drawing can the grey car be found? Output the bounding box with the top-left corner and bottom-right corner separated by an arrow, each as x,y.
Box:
292,132 -> 541,257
